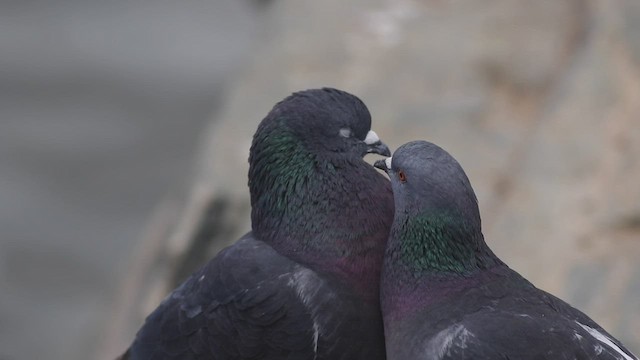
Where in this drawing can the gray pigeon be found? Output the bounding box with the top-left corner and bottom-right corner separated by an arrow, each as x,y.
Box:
374,140 -> 638,360
119,88 -> 394,360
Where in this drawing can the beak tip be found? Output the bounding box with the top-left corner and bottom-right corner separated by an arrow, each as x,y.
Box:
373,159 -> 388,172
367,141 -> 391,157
379,145 -> 392,157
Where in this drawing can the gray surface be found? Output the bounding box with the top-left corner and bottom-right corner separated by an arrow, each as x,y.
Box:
0,1 -> 262,359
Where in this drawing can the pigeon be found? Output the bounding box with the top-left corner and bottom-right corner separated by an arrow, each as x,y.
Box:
374,140 -> 638,360
120,88 -> 395,360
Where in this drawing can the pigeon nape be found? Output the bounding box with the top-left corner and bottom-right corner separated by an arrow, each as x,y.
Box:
376,140 -> 638,360
119,88 -> 394,360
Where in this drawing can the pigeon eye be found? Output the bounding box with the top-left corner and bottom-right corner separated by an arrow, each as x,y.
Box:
398,170 -> 407,183
339,128 -> 352,138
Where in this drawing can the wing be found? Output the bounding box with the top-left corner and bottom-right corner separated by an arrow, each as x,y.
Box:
422,270 -> 638,360
127,233 -> 319,360
439,310 -> 636,360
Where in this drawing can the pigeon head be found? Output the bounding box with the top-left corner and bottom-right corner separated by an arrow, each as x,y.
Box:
375,141 -> 500,275
248,88 -> 393,273
252,88 -> 390,163
374,141 -> 479,224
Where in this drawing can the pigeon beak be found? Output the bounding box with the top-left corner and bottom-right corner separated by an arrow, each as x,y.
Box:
364,130 -> 391,157
374,158 -> 389,173
366,141 -> 391,157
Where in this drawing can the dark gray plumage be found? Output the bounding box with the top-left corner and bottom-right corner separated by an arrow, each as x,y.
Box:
119,88 -> 394,360
375,140 -> 638,360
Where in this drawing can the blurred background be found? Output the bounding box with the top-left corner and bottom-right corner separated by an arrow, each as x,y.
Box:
1,1 -> 639,359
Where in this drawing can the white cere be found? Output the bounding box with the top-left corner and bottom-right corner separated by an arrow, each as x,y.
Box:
364,130 -> 380,145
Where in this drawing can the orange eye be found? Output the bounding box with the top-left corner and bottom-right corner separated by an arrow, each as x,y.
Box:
398,170 -> 407,182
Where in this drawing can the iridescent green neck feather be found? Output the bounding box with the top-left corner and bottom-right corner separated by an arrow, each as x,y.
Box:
387,211 -> 501,277
249,121 -> 316,222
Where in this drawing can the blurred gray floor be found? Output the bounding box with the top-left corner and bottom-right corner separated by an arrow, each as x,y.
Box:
0,1 -> 262,359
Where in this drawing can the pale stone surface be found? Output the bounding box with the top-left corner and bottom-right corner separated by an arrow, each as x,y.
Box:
176,0 -> 639,352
